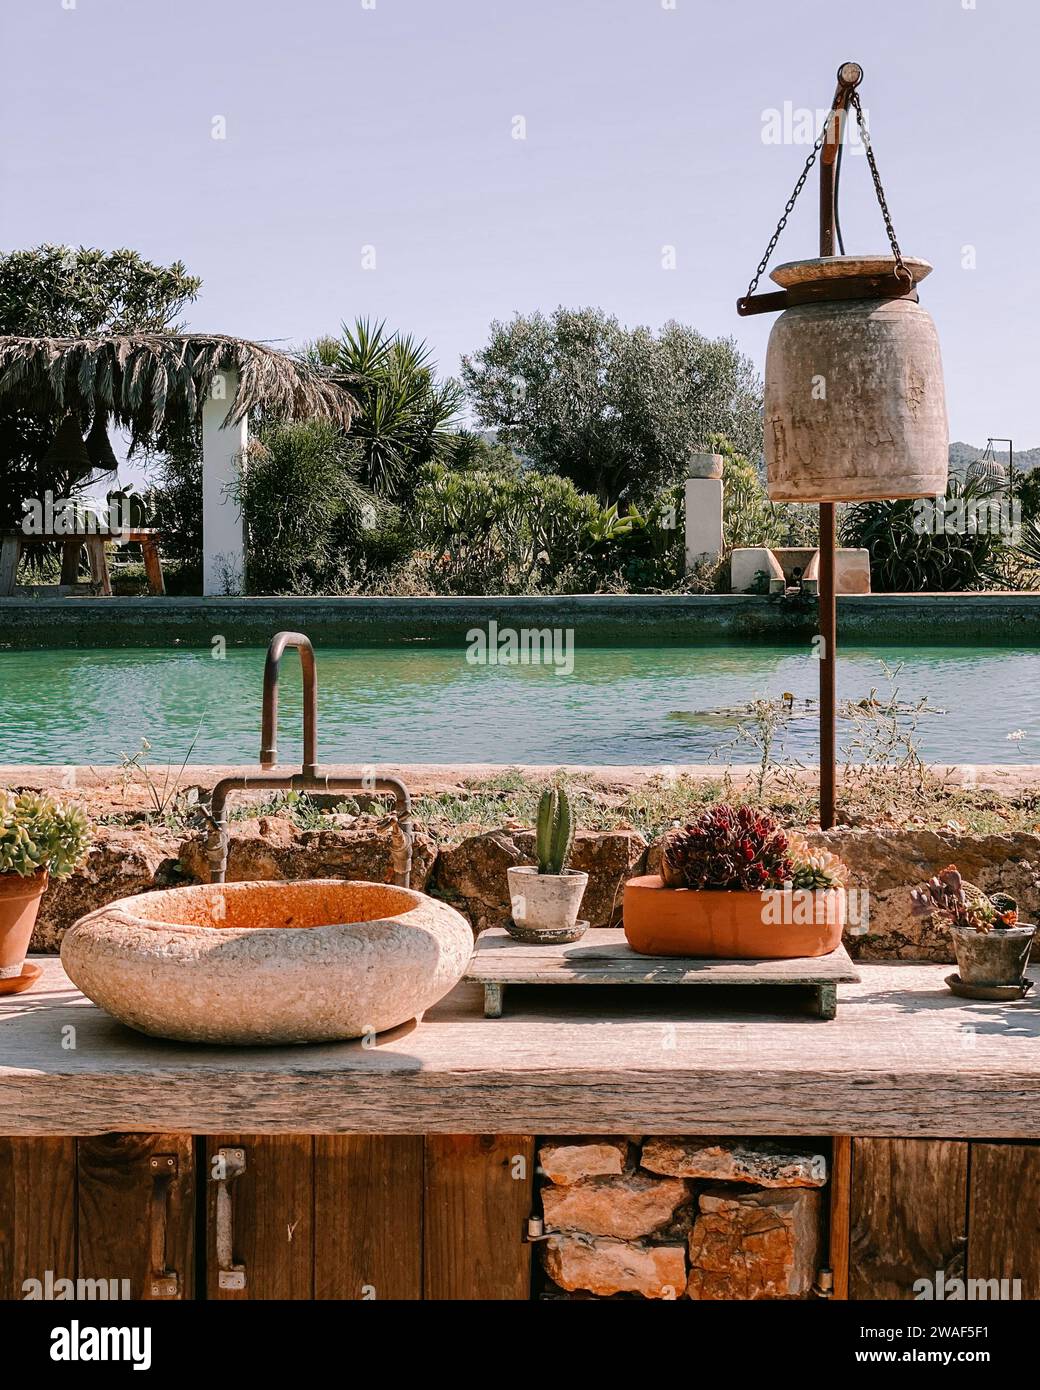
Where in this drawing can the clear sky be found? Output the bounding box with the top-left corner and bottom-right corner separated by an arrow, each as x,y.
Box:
2,0 -> 1037,474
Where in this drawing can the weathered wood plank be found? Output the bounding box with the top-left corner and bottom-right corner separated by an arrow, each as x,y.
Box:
77,1133 -> 194,1299
850,1138 -> 968,1299
314,1136 -> 423,1300
204,1136 -> 313,1300
424,1135 -> 534,1299
3,958 -> 1040,1138
0,1137 -> 75,1299
829,1135 -> 852,1300
968,1142 -> 1040,1298
467,929 -> 859,983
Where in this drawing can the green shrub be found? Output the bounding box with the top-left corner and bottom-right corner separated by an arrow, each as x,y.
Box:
0,792 -> 90,879
842,477 -> 1006,592
236,420 -> 380,593
586,492 -> 686,590
412,463 -> 599,593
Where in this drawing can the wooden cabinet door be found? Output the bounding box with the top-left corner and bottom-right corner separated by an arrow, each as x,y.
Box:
969,1142 -> 1040,1299
78,1134 -> 195,1300
0,1137 -> 75,1300
315,1136 -> 423,1300
850,1138 -> 968,1299
424,1135 -> 534,1299
204,1136 -> 313,1300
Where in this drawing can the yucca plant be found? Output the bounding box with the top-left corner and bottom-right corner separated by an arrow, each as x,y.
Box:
841,474 -> 1008,592
307,319 -> 462,505
535,788 -> 574,876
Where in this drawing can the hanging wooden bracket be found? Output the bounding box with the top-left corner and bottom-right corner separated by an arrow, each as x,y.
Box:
737,273 -> 918,317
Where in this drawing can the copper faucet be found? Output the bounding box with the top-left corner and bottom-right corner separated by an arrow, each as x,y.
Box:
206,631 -> 414,886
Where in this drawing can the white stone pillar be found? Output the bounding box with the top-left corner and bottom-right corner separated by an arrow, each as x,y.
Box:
684,451 -> 724,571
202,369 -> 248,595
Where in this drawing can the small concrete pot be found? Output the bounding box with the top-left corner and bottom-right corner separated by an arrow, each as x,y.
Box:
950,923 -> 1036,986
506,866 -> 588,935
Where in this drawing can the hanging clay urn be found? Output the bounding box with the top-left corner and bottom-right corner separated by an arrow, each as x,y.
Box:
764,255 -> 949,503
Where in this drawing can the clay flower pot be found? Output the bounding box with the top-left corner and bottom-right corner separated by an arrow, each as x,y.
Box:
623,875 -> 846,959
0,869 -> 48,979
506,866 -> 589,941
951,923 -> 1036,986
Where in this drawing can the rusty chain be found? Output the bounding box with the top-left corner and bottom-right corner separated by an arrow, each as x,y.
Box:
742,114 -> 832,303
849,91 -> 910,284
742,91 -> 910,302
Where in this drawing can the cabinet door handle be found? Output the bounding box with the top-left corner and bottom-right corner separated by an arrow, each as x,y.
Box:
215,1146 -> 247,1291
147,1153 -> 180,1298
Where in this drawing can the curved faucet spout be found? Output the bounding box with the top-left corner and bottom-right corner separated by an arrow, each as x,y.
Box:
207,629 -> 414,888
260,631 -> 318,774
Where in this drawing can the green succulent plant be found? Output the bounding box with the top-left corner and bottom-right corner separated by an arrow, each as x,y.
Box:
535,787 -> 574,876
910,865 -> 1019,935
0,792 -> 90,879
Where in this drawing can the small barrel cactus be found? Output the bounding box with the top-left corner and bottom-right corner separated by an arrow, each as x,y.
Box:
535,787 -> 574,876
659,804 -> 793,891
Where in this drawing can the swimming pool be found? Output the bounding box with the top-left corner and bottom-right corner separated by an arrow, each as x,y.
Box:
1,642 -> 1038,766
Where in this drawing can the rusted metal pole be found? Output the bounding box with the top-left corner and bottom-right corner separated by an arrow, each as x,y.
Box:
815,62 -> 861,830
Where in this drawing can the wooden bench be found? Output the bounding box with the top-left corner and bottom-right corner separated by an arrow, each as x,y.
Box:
0,527 -> 166,596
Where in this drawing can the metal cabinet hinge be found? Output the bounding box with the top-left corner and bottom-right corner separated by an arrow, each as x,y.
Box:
524,1215 -> 553,1244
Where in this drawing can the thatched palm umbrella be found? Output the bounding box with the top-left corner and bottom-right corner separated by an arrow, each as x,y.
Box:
0,332 -> 356,441
0,333 -> 357,592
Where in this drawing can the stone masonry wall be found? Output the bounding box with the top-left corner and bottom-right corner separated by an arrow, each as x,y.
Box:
29,818 -> 1040,963
536,1136 -> 827,1300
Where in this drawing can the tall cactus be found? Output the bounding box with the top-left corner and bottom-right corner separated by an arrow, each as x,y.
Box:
535,787 -> 574,875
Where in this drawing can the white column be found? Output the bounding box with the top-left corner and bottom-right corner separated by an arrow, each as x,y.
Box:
202,370 -> 248,596
684,452 -> 724,571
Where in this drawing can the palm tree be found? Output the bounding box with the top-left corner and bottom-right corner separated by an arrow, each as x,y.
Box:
308,319 -> 462,503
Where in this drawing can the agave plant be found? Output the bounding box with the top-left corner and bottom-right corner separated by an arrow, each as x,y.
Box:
841,474 -> 1008,593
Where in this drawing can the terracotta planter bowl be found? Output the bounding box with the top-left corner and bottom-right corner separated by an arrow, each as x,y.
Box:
0,869 -> 48,979
61,879 -> 474,1045
623,875 -> 846,959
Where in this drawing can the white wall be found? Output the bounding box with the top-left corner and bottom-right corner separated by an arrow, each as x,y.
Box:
201,370 -> 248,596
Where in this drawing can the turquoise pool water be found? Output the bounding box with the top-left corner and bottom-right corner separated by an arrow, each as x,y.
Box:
1,643 -> 1038,766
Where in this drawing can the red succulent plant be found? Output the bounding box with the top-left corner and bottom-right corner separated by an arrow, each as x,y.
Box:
659,804 -> 793,891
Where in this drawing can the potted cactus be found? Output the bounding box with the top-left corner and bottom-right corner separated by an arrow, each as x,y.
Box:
506,788 -> 589,943
0,791 -> 89,989
624,804 -> 848,959
910,865 -> 1035,994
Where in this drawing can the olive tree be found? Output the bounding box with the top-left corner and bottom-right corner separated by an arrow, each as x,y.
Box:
460,307 -> 763,504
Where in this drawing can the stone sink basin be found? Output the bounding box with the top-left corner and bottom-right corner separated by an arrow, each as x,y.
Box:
61,879 -> 473,1045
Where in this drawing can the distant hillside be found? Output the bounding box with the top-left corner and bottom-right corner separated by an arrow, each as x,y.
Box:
949,441 -> 1040,474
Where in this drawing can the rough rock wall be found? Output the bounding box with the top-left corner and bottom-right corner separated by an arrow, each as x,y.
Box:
32,820 -> 1040,964
537,1136 -> 826,1300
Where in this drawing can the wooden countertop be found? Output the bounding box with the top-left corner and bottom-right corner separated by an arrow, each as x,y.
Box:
3,956 -> 1039,1138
